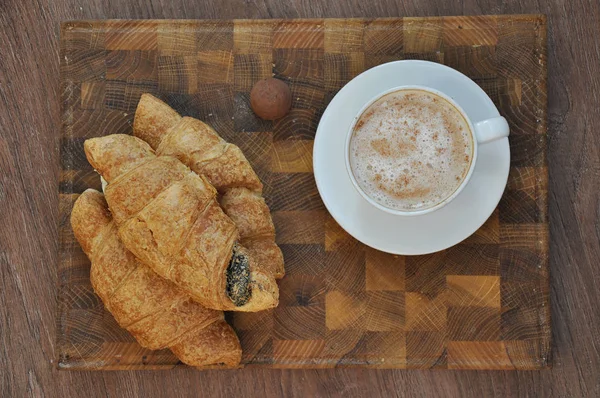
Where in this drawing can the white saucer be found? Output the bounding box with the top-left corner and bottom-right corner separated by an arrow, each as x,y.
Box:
313,60 -> 510,255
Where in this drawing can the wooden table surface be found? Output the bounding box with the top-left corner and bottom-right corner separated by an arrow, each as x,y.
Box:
1,0 -> 598,397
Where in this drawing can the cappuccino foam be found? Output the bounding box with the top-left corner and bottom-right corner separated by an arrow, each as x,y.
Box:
349,89 -> 473,211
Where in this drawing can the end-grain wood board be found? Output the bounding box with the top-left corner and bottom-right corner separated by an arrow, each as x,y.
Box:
58,16 -> 550,370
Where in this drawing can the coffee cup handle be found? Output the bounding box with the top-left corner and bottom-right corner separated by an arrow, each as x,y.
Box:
473,117 -> 510,144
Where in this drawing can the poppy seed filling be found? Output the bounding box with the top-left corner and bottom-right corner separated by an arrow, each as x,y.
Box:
226,244 -> 251,306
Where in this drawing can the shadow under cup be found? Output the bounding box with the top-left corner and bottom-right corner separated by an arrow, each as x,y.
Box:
345,86 -> 477,216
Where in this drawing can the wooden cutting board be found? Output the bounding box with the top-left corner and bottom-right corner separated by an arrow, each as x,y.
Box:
58,16 -> 550,370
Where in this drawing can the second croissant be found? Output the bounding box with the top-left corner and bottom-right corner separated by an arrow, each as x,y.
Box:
133,94 -> 285,279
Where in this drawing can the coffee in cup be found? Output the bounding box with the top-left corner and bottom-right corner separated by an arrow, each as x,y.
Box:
348,88 -> 474,212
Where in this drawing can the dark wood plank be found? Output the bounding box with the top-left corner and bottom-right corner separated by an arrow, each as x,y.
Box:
1,1 -> 599,398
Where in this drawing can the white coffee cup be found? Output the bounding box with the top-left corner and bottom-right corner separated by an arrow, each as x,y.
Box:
344,85 -> 509,216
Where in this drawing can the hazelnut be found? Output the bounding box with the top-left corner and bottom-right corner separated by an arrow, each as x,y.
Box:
250,78 -> 292,120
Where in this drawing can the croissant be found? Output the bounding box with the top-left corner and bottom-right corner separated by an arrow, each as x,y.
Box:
84,134 -> 279,312
134,94 -> 284,278
71,189 -> 242,367
134,94 -> 262,191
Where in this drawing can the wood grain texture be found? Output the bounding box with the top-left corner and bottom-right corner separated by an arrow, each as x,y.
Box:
1,0 -> 599,397
58,17 -> 549,371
